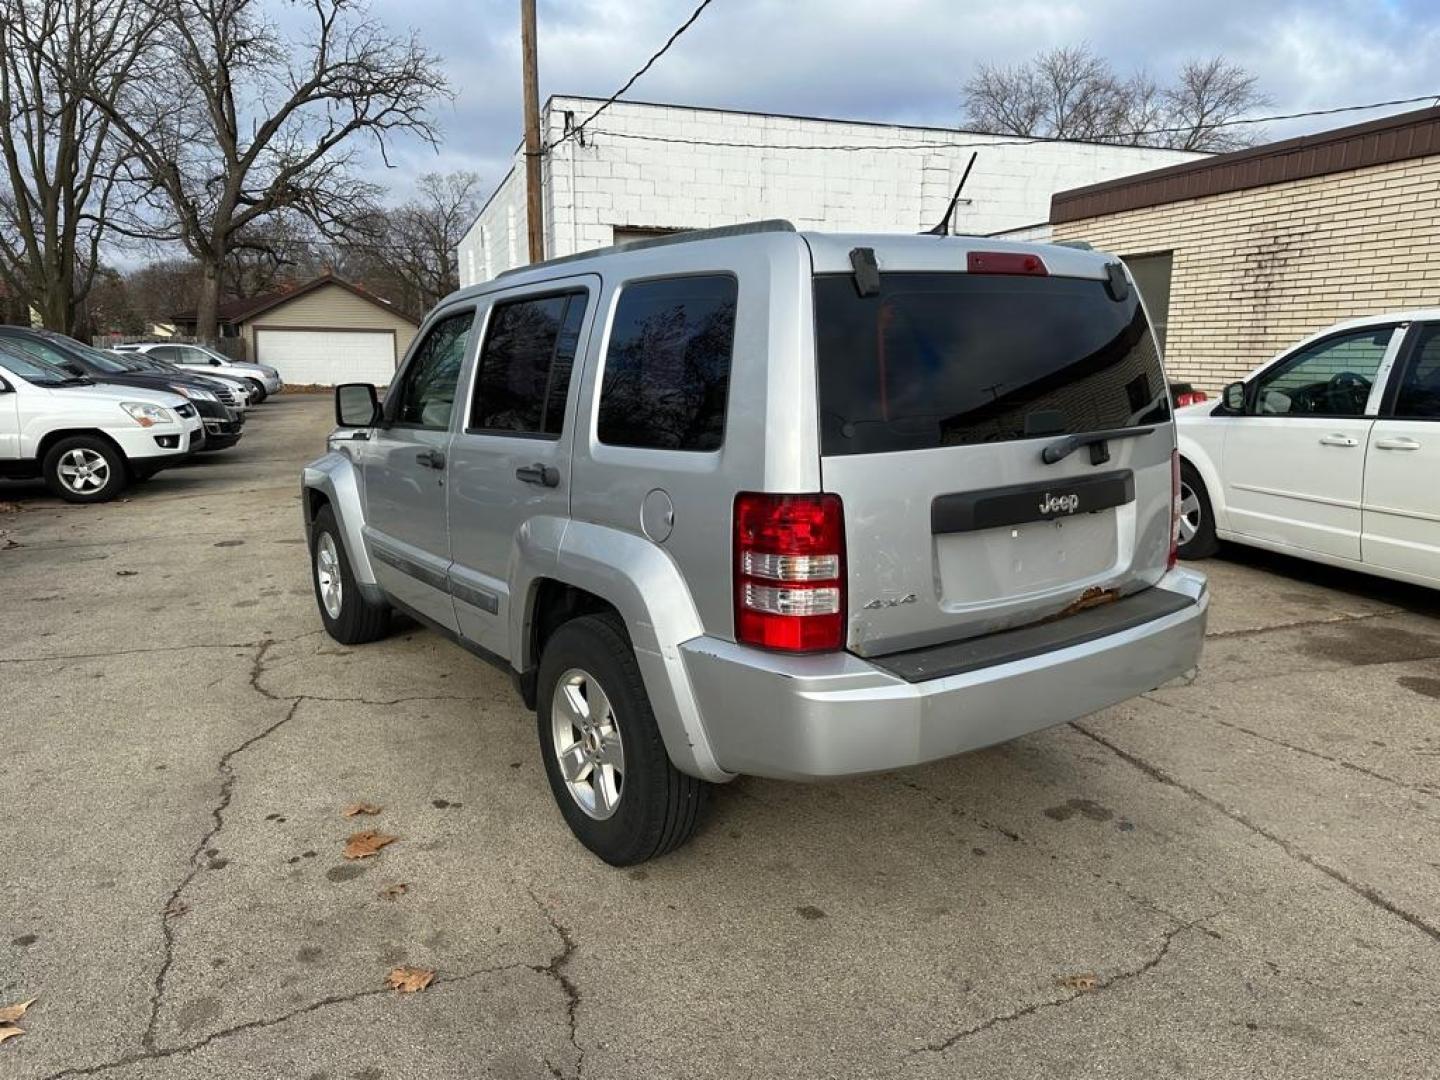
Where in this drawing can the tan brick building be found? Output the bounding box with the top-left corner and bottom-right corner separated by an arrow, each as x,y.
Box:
1049,106 -> 1440,393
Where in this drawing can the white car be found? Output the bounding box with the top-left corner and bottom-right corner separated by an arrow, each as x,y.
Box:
114,342 -> 282,401
0,345 -> 204,503
1177,310 -> 1440,589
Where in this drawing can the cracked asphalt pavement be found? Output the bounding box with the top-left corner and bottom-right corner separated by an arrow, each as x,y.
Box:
3,393 -> 1440,1079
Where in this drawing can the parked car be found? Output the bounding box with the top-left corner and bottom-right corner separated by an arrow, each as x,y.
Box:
1177,310 -> 1440,588
301,222 -> 1208,864
104,349 -> 252,414
0,341 -> 203,502
0,327 -> 244,451
113,342 -> 282,402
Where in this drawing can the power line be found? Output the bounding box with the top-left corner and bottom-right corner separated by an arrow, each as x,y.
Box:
551,0 -> 716,151
576,91 -> 1440,154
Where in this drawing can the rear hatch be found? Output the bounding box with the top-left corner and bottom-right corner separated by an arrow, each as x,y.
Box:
806,237 -> 1175,657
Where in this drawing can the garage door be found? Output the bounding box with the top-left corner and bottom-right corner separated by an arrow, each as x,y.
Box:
254,329 -> 396,386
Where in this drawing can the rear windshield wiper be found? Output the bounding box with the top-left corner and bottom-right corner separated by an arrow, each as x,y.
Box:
1041,425 -> 1155,465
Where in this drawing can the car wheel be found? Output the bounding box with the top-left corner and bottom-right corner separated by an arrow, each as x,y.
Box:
310,505 -> 389,644
537,613 -> 708,865
1177,461 -> 1220,560
245,378 -> 267,403
42,436 -> 128,504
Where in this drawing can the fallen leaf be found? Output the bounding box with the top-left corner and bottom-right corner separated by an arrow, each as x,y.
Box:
343,830 -> 397,860
0,1026 -> 23,1045
386,966 -> 434,993
378,882 -> 409,901
1057,974 -> 1097,992
0,1000 -> 35,1024
115,569 -> 138,577
0,500 -> 21,513
165,899 -> 190,919
342,802 -> 382,818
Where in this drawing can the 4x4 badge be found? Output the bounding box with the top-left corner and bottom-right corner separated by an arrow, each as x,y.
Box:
863,593 -> 917,610
1039,492 -> 1080,515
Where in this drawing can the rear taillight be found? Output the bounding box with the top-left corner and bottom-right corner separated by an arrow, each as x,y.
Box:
1168,449 -> 1182,569
1175,390 -> 1209,407
967,251 -> 1048,276
734,493 -> 846,652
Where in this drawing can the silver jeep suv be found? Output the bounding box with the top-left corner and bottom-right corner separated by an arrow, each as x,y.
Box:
302,221 -> 1207,864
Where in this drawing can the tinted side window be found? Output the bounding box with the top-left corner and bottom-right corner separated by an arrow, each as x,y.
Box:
1395,325 -> 1440,420
392,311 -> 474,429
471,291 -> 587,435
148,346 -> 179,362
1254,328 -> 1391,417
597,275 -> 737,451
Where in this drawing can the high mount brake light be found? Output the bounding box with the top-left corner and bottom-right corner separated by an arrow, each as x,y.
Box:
967,251 -> 1048,276
734,493 -> 846,652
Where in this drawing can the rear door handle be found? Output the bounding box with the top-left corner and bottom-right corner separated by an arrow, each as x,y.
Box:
515,462 -> 560,487
1375,437 -> 1421,451
1319,434 -> 1359,447
415,449 -> 445,469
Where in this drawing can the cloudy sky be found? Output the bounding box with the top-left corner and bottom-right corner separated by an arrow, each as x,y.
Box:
374,0 -> 1439,197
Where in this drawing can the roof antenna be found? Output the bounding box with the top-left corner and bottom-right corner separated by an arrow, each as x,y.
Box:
925,152 -> 978,236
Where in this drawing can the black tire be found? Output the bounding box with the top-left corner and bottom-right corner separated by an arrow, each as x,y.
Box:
245,378 -> 267,403
537,613 -> 708,865
1177,460 -> 1220,560
309,505 -> 390,644
41,435 -> 129,504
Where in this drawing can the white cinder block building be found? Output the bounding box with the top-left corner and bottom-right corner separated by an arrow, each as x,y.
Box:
458,97 -> 1205,285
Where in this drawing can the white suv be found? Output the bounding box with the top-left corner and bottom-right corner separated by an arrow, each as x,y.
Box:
114,342 -> 282,402
0,344 -> 203,502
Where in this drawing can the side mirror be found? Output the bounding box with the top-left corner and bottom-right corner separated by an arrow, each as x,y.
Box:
1223,381 -> 1246,413
335,382 -> 380,427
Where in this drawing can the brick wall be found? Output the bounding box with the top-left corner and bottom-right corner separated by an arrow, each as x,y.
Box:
459,98 -> 1201,285
1052,155 -> 1440,392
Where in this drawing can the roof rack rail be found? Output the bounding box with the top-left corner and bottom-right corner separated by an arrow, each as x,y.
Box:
495,219 -> 796,280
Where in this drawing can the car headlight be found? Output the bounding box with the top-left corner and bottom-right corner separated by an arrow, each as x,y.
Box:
121,401 -> 172,428
170,384 -> 216,402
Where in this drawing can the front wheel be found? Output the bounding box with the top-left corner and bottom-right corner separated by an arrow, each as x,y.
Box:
245,378 -> 268,403
1177,461 -> 1220,560
42,436 -> 128,504
309,505 -> 390,644
537,614 -> 708,865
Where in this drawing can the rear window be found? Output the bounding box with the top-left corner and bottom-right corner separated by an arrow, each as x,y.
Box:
813,272 -> 1169,456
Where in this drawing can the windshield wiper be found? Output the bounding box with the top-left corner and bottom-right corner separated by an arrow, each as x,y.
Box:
1041,425 -> 1155,466
57,375 -> 95,386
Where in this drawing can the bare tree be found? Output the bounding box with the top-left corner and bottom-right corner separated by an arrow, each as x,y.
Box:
0,0 -> 158,333
962,46 -> 1268,151
344,170 -> 482,314
1163,56 -> 1269,151
82,0 -> 449,341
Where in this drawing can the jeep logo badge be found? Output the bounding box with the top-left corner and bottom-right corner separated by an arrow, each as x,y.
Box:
1039,492 -> 1080,515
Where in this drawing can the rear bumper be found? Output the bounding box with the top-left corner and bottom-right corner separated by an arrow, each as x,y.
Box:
680,568 -> 1208,780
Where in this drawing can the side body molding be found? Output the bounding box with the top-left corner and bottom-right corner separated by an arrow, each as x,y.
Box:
515,518 -> 734,783
301,452 -> 383,602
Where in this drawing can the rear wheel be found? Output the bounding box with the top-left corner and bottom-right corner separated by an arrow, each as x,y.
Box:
42,436 -> 128,504
310,505 -> 389,644
1177,461 -> 1219,560
537,614 -> 708,865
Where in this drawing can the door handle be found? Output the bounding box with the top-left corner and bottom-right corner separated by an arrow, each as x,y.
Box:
1375,437 -> 1421,451
415,449 -> 445,469
1319,434 -> 1358,447
515,462 -> 560,487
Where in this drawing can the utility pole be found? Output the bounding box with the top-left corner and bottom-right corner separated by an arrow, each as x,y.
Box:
520,0 -> 545,263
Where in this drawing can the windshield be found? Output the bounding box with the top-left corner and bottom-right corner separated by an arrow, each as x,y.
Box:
0,347 -> 82,386
63,338 -> 131,373
813,272 -> 1170,456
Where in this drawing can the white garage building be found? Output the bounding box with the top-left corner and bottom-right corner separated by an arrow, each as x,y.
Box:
458,97 -> 1206,285
176,275 -> 419,386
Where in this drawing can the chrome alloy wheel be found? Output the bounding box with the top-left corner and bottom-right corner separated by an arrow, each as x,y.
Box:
57,447 -> 110,494
315,532 -> 343,619
551,667 -> 625,820
1178,481 -> 1203,546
